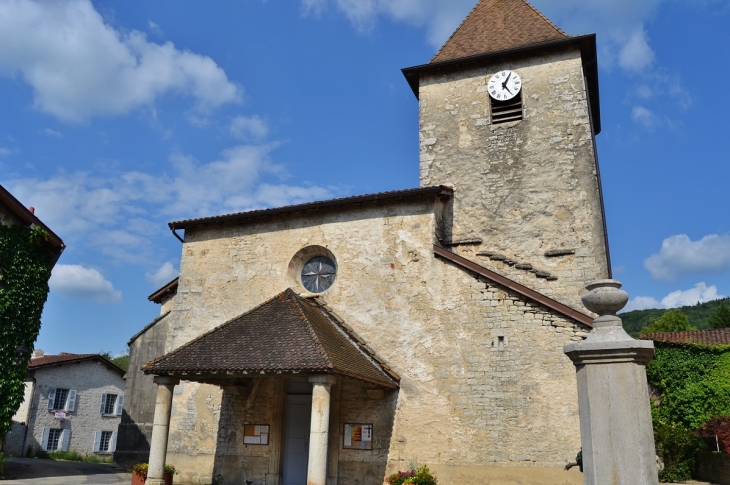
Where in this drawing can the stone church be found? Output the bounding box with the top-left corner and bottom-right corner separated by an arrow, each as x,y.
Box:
116,1 -> 610,484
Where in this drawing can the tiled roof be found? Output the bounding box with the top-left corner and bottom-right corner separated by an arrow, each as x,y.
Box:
431,0 -> 566,64
641,328 -> 730,347
28,353 -> 125,376
148,278 -> 179,304
169,186 -> 453,230
144,289 -> 399,388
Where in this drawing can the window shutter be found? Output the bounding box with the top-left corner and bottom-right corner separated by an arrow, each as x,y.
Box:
115,394 -> 124,416
60,429 -> 71,451
40,427 -> 49,451
93,431 -> 101,452
99,393 -> 107,414
47,388 -> 56,410
111,432 -> 118,452
66,390 -> 77,412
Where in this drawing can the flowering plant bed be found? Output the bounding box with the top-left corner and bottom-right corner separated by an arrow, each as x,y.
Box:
129,463 -> 178,485
386,465 -> 438,485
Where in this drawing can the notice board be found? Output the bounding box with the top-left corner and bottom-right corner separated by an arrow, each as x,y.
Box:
243,424 -> 270,445
343,423 -> 372,450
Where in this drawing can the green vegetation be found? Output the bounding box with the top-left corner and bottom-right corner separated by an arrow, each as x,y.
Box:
640,309 -> 695,336
0,225 -> 53,438
36,449 -> 112,463
0,451 -> 5,477
709,303 -> 730,329
100,351 -> 129,372
621,297 -> 730,336
647,343 -> 730,481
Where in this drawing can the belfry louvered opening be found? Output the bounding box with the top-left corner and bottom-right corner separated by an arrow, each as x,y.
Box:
490,92 -> 523,124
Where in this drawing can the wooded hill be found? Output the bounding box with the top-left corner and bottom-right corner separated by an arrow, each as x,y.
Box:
620,297 -> 730,336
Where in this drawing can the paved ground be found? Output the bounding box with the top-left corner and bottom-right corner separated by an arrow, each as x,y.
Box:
1,457 -> 128,484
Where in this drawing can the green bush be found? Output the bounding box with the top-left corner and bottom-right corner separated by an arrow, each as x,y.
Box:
38,450 -> 111,463
0,451 -> 5,477
653,418 -> 704,482
386,465 -> 438,485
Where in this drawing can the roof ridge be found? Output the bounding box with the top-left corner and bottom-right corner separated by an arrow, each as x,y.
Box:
429,0 -> 483,63
522,0 -> 565,36
288,291 -> 335,370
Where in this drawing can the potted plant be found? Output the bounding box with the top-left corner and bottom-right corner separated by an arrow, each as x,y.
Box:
386,465 -> 437,485
130,463 -> 179,485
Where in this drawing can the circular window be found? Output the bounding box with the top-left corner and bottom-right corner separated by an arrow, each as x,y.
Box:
301,256 -> 337,293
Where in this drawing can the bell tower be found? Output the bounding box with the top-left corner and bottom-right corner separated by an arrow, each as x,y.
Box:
403,0 -> 611,310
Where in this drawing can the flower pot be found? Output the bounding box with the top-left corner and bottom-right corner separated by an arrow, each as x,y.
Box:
131,472 -> 173,485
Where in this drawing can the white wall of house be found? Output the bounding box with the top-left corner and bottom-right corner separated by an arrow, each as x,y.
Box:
26,360 -> 125,456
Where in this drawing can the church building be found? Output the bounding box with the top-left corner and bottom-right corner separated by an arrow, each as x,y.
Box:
116,1 -> 611,484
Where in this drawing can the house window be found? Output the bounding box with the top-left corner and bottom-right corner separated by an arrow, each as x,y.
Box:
99,431 -> 113,452
47,429 -> 62,451
301,256 -> 337,293
490,91 -> 523,124
101,394 -> 117,415
52,389 -> 68,410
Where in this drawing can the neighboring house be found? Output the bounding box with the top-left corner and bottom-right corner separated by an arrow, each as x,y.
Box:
641,328 -> 730,346
3,351 -> 126,457
117,1 -> 613,484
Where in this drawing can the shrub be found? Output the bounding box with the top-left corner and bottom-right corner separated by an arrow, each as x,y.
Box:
129,463 -> 179,479
386,465 -> 437,485
0,451 -> 5,477
697,416 -> 730,453
653,418 -> 704,482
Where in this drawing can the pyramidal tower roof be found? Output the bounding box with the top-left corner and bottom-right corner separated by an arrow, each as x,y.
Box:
431,0 -> 566,64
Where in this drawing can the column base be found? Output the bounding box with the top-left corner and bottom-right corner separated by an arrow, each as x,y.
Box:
145,479 -> 165,485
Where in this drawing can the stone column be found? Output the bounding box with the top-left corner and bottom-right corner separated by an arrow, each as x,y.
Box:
564,280 -> 658,485
146,376 -> 179,485
307,375 -> 336,485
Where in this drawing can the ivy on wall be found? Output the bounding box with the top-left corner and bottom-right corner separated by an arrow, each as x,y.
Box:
0,225 -> 53,437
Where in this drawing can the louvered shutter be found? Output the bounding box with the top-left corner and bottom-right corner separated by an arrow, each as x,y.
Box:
60,429 -> 71,451
115,395 -> 124,416
93,431 -> 101,452
47,388 -> 56,410
66,390 -> 77,412
99,393 -> 107,414
40,427 -> 49,451
110,432 -> 118,452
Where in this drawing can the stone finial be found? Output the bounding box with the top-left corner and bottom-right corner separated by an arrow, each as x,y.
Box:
581,279 -> 629,316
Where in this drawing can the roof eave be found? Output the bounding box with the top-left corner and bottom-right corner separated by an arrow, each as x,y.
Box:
402,34 -> 601,134
0,184 -> 65,259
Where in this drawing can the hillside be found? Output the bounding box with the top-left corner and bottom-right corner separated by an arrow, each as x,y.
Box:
620,297 -> 730,336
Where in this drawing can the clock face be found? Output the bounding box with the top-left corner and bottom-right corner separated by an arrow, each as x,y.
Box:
487,70 -> 522,101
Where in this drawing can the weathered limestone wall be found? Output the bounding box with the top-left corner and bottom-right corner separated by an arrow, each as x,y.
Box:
419,47 -> 609,311
3,379 -> 35,456
162,198 -> 589,484
115,312 -> 172,465
25,361 -> 124,455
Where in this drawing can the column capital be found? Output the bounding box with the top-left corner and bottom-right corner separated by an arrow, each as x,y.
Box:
153,375 -> 180,386
308,374 -> 336,386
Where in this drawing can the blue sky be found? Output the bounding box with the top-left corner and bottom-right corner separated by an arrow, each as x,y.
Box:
1,0 -> 729,356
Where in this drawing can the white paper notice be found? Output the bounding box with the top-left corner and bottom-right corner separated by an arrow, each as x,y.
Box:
260,434 -> 268,445
244,436 -> 261,445
261,425 -> 270,434
344,425 -> 352,447
254,425 -> 261,436
362,425 -> 372,441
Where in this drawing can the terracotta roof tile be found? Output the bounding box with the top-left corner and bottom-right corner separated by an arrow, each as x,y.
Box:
431,0 -> 566,64
28,353 -> 125,376
144,289 -> 399,388
640,328 -> 730,347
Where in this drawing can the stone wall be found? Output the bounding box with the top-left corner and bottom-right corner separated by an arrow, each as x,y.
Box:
115,312 -> 173,465
157,197 -> 589,484
25,360 -> 124,455
2,379 -> 35,456
418,46 -> 609,311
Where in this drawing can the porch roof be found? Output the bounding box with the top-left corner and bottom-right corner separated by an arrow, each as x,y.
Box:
143,289 -> 399,388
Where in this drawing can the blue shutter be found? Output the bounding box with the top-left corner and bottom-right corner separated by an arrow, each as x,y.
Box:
93,431 -> 101,452
40,427 -> 49,451
66,390 -> 77,412
60,429 -> 71,451
115,394 -> 124,416
110,432 -> 118,452
47,388 -> 56,410
99,393 -> 107,414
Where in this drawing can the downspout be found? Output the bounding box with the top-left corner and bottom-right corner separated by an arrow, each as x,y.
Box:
170,227 -> 184,244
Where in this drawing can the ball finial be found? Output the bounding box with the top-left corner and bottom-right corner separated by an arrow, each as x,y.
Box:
581,279 -> 629,316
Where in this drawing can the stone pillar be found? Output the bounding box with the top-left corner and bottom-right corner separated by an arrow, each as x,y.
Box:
564,280 -> 658,485
146,376 -> 179,485
307,375 -> 336,485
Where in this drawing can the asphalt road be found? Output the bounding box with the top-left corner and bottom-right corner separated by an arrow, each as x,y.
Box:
1,457 -> 128,484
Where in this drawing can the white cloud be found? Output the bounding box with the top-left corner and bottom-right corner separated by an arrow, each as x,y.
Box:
230,115 -> 269,140
146,261 -> 178,287
632,106 -> 659,128
0,147 -> 13,157
6,144 -> 334,264
623,283 -> 725,312
645,234 -> 730,281
148,20 -> 164,37
618,28 -> 654,71
0,0 -> 241,122
49,264 -> 122,303
43,128 -> 63,138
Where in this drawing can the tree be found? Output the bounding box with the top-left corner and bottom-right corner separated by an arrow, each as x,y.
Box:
708,303 -> 730,329
640,309 -> 694,336
100,350 -> 129,372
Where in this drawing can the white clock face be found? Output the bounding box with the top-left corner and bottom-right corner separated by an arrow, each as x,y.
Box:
487,70 -> 522,101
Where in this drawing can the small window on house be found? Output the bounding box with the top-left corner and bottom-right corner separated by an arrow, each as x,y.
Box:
47,428 -> 62,451
101,394 -> 117,415
99,431 -> 113,452
490,91 -> 523,124
52,389 -> 69,410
